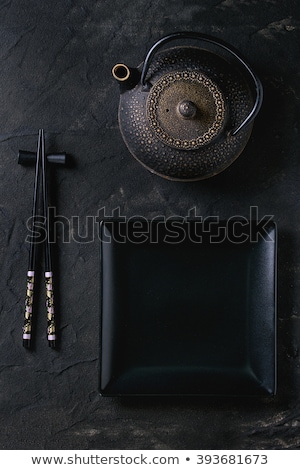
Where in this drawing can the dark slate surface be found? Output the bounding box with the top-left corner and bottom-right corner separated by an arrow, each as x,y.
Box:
0,0 -> 299,450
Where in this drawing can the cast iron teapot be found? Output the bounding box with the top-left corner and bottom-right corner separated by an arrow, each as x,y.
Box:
112,32 -> 263,181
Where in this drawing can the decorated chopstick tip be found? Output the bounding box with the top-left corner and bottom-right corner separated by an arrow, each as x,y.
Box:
45,271 -> 57,349
23,270 -> 35,348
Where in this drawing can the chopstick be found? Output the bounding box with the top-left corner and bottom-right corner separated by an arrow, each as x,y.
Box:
41,129 -> 57,348
23,129 -> 57,349
23,130 -> 42,348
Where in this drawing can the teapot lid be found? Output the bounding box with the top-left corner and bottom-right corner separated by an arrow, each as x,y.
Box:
147,70 -> 226,150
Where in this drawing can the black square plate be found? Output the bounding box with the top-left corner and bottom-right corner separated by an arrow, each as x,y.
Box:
100,219 -> 277,396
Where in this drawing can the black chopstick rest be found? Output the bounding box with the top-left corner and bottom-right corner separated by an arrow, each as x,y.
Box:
18,150 -> 67,166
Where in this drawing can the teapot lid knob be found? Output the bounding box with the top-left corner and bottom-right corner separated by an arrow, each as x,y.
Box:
177,100 -> 198,119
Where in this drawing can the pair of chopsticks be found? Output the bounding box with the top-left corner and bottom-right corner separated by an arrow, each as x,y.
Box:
23,129 -> 56,349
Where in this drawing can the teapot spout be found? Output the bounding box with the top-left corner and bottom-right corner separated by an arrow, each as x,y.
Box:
112,64 -> 140,92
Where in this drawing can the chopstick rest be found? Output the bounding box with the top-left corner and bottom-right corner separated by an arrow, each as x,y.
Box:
18,150 -> 68,166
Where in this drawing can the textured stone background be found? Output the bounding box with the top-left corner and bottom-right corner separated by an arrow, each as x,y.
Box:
0,0 -> 299,450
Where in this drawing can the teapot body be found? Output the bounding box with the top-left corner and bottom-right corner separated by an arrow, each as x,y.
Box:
113,34 -> 262,181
